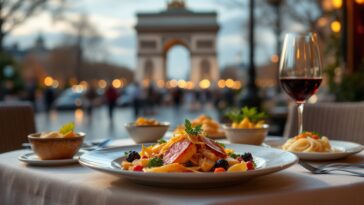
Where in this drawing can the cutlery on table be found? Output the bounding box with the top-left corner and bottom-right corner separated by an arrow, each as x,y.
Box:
299,161 -> 364,177
81,139 -> 112,151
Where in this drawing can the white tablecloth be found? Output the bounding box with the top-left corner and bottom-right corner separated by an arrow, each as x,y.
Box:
1,139 -> 364,205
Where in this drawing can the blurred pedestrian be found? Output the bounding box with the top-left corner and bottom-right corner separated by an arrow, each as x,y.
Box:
25,78 -> 37,110
85,85 -> 97,117
44,87 -> 55,113
105,85 -> 118,121
224,87 -> 235,107
172,87 -> 183,111
131,83 -> 141,118
146,82 -> 157,114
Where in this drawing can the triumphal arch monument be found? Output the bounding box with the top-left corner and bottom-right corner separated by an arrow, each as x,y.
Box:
135,0 -> 220,85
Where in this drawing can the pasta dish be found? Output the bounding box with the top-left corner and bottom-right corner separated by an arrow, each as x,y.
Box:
121,119 -> 255,173
174,115 -> 224,137
282,131 -> 332,152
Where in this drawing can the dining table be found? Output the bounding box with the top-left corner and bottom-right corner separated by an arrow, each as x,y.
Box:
1,137 -> 364,205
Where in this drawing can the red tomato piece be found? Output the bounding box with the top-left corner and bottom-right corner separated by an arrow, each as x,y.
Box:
246,161 -> 254,170
311,135 -> 319,140
214,167 -> 226,173
133,165 -> 144,172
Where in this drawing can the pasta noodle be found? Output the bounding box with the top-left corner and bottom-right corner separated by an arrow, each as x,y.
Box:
282,132 -> 332,152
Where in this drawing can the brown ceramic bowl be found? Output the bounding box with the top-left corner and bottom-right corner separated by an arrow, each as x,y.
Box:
125,122 -> 170,143
28,132 -> 85,160
222,124 -> 269,145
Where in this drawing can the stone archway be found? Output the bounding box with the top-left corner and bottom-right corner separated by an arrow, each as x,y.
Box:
165,43 -> 190,80
135,0 -> 219,86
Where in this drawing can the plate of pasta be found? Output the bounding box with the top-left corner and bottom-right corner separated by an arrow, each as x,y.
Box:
79,119 -> 297,187
265,132 -> 364,160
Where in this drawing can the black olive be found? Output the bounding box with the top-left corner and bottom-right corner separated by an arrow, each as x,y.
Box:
185,161 -> 194,167
241,152 -> 253,162
214,159 -> 229,170
126,151 -> 141,162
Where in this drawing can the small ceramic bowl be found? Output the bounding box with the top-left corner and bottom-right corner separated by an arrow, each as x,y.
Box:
125,122 -> 170,144
28,132 -> 85,160
222,124 -> 269,145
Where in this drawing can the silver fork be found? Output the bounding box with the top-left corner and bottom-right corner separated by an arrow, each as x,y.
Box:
81,138 -> 111,151
317,163 -> 364,169
299,161 -> 364,177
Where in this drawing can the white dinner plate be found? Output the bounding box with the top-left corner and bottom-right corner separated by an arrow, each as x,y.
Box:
264,139 -> 364,161
79,144 -> 298,187
18,152 -> 83,166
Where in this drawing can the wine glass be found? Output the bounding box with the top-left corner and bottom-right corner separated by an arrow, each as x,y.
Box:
279,33 -> 322,135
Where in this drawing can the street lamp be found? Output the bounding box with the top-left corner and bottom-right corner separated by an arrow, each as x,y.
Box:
239,0 -> 261,108
267,0 -> 283,93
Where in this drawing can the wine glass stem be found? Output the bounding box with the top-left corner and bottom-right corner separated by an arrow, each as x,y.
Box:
297,103 -> 304,134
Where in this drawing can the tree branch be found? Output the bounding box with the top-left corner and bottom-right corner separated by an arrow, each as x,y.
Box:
4,0 -> 47,33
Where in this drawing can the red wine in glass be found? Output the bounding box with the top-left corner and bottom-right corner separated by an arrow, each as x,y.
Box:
280,77 -> 322,103
279,33 -> 322,135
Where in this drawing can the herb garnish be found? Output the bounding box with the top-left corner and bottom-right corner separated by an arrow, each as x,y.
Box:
226,107 -> 266,123
184,119 -> 203,136
158,139 -> 167,144
228,153 -> 240,159
59,122 -> 75,135
147,157 -> 164,168
225,109 -> 243,123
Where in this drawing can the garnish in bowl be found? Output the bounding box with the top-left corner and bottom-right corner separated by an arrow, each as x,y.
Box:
28,122 -> 84,160
226,107 -> 267,128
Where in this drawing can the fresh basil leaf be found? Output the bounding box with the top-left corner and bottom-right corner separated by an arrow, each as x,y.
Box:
147,157 -> 164,168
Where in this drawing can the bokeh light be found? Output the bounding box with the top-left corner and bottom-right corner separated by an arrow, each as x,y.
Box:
332,0 -> 342,8
217,79 -> 226,88
44,76 -> 54,87
271,54 -> 279,63
52,80 -> 59,88
177,80 -> 187,88
169,79 -> 178,88
157,80 -> 165,88
98,80 -> 107,89
199,79 -> 211,89
225,79 -> 234,88
112,79 -> 122,88
331,21 -> 341,33
233,81 -> 242,89
186,81 -> 194,89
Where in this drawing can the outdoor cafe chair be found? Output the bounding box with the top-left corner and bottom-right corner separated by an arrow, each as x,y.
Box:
284,102 -> 364,145
0,102 -> 36,153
